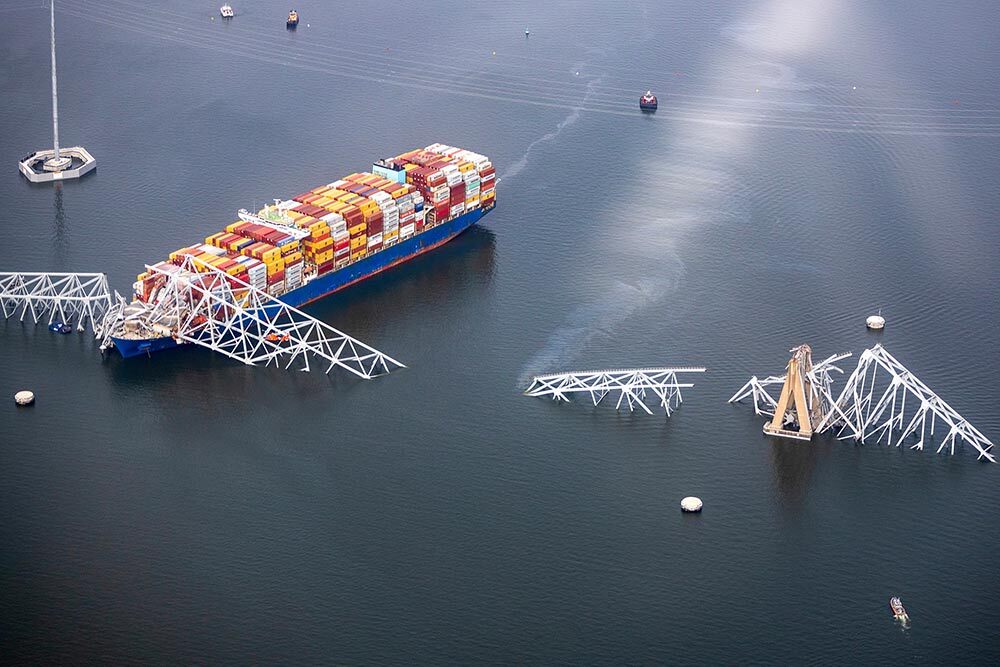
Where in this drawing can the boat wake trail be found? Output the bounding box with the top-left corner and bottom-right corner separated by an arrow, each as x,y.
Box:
502,73 -> 605,181
517,279 -> 666,386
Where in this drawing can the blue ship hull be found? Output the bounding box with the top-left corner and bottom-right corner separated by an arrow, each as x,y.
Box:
112,205 -> 490,359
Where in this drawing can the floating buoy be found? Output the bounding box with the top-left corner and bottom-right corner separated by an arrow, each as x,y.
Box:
680,496 -> 703,513
866,313 -> 885,330
15,390 -> 35,406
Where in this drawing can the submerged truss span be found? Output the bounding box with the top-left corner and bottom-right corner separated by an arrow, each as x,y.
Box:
731,344 -> 995,462
525,367 -> 706,415
818,345 -> 995,462
0,271 -> 114,331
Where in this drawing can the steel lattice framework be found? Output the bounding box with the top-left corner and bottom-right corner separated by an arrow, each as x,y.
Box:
731,345 -> 995,462
525,367 -> 706,415
0,271 -> 114,331
97,256 -> 404,379
728,351 -> 854,433
816,345 -> 995,462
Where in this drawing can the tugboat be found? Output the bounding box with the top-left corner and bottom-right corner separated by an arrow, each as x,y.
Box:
286,10 -> 299,28
639,90 -> 658,112
220,4 -> 234,19
889,597 -> 910,626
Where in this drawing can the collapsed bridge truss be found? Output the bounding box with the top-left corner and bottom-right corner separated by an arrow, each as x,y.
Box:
525,367 -> 706,415
0,271 -> 114,332
96,255 -> 404,379
731,344 -> 995,462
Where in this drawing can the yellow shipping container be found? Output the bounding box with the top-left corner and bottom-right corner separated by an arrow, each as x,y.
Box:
384,229 -> 399,242
458,161 -> 475,173
350,235 -> 367,250
316,250 -> 334,263
307,237 -> 333,252
283,251 -> 303,265
205,232 -> 225,246
312,196 -> 334,208
310,185 -> 331,195
347,223 -> 365,237
351,249 -> 367,261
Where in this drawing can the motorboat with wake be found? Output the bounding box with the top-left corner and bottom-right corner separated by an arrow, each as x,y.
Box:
889,597 -> 910,626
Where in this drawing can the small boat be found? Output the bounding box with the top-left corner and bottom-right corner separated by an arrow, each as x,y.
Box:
48,322 -> 72,334
639,90 -> 658,112
889,596 -> 910,625
220,4 -> 234,18
524,28 -> 530,37
286,9 -> 299,28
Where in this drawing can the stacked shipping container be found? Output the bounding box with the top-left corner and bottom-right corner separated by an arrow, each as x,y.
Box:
133,145 -> 494,303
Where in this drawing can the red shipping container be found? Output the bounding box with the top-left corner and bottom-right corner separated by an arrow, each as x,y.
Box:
334,246 -> 350,258
334,238 -> 350,250
292,192 -> 314,203
267,270 -> 285,284
449,182 -> 466,203
317,261 -> 335,275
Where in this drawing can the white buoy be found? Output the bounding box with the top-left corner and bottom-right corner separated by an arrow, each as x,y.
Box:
680,496 -> 703,513
866,313 -> 885,330
15,390 -> 35,406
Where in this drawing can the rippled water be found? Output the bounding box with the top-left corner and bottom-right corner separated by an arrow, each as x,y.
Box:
2,0 -> 1000,663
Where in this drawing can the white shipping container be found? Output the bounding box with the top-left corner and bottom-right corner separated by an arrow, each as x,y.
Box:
267,280 -> 285,296
367,233 -> 383,247
199,244 -> 227,256
400,223 -> 416,237
320,212 -> 344,224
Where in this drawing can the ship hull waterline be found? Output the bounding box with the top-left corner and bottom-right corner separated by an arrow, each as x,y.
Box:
111,206 -> 489,359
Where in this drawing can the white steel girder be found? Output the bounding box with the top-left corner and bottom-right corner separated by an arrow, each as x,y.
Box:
525,367 -> 706,415
817,344 -> 995,462
0,271 -> 114,332
731,345 -> 995,462
99,256 -> 404,379
729,351 -> 853,430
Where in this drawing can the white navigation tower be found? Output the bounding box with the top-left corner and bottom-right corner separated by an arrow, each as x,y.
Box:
19,0 -> 96,183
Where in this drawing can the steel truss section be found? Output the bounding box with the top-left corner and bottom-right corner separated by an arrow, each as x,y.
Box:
817,345 -> 995,462
100,256 -> 404,379
0,271 -> 113,331
728,351 -> 853,428
525,367 -> 706,415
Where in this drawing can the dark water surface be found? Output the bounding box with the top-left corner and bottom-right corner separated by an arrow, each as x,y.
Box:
3,1 -> 1000,663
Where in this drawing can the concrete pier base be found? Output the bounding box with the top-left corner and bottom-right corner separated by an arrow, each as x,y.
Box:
19,146 -> 96,183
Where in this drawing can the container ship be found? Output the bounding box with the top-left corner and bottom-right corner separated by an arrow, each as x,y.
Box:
109,144 -> 495,358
